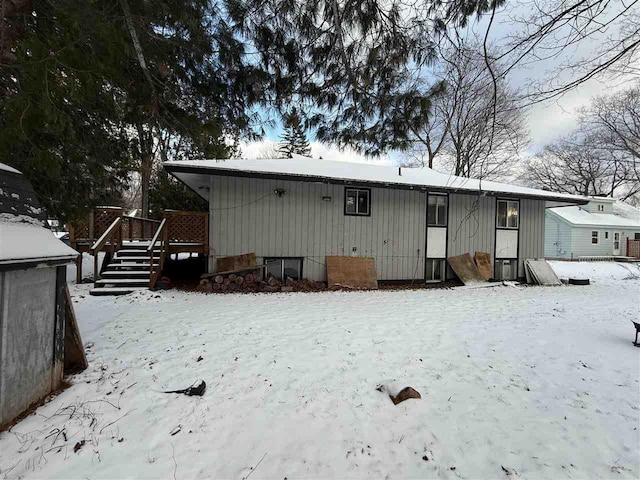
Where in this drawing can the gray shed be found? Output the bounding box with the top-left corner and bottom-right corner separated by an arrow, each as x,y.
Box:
0,163 -> 77,430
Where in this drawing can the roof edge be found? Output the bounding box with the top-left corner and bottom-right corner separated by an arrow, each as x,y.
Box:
165,163 -> 589,205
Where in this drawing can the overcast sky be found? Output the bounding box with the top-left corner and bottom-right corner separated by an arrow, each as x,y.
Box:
241,2 -> 635,166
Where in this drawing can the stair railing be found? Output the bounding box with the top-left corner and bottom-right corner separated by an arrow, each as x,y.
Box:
148,218 -> 168,289
90,217 -> 123,281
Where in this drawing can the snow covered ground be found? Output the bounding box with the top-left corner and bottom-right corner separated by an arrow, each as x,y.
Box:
1,267 -> 639,479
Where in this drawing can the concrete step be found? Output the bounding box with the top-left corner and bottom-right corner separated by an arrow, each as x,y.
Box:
89,287 -> 146,296
95,278 -> 149,287
101,270 -> 151,279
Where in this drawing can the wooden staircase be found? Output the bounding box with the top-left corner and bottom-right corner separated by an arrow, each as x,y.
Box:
70,208 -> 209,295
90,242 -> 159,296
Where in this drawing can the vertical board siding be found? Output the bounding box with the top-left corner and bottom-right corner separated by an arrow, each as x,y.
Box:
519,198 -> 546,274
447,193 -> 495,258
210,177 -> 425,281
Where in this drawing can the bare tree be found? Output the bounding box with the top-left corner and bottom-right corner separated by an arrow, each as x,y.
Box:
402,39 -> 528,180
524,132 -> 622,196
584,85 -> 640,192
477,0 -> 640,104
444,43 -> 527,180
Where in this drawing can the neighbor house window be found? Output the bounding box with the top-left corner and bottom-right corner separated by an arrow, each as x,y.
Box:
591,231 -> 599,244
425,259 -> 446,282
605,232 -> 609,239
264,258 -> 303,281
495,259 -> 517,280
497,200 -> 519,229
345,188 -> 370,216
427,194 -> 448,226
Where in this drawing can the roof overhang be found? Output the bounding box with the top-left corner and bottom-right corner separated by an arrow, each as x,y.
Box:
165,162 -> 590,205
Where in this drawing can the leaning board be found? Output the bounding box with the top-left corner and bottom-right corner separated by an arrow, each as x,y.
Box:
474,252 -> 493,280
447,253 -> 486,284
326,256 -> 378,289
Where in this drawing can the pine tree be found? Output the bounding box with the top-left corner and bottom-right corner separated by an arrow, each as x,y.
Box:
278,109 -> 311,158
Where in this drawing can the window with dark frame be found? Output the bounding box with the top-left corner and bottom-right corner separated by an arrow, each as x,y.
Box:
605,232 -> 609,239
345,188 -> 370,216
427,194 -> 447,226
425,259 -> 445,282
264,258 -> 303,281
591,231 -> 599,244
497,200 -> 519,229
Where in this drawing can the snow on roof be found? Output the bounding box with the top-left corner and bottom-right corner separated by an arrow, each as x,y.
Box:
164,156 -> 588,203
0,163 -> 21,174
549,201 -> 640,228
0,221 -> 77,264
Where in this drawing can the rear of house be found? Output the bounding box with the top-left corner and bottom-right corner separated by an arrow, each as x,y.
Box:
545,198 -> 640,259
165,157 -> 586,283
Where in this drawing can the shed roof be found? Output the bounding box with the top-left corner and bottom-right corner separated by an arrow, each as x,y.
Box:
164,156 -> 588,204
0,163 -> 77,265
548,201 -> 640,228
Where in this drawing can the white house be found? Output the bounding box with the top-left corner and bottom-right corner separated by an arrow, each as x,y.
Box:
544,198 -> 640,259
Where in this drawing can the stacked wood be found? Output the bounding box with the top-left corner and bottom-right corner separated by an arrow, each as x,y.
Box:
196,270 -> 327,294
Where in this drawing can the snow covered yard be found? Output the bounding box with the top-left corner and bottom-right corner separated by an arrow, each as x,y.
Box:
1,273 -> 639,479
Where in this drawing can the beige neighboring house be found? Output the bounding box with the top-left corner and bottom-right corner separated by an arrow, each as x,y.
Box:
545,198 -> 640,259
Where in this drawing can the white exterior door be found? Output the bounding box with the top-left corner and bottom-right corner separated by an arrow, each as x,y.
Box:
613,232 -> 621,255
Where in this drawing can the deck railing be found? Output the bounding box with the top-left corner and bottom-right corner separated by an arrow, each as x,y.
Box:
70,207 -> 208,284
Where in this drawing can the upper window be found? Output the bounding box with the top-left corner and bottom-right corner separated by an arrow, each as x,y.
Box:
591,231 -> 599,244
427,194 -> 448,226
497,200 -> 519,229
345,188 -> 370,216
597,204 -> 604,211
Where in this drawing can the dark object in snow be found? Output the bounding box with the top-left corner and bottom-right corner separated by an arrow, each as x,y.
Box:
196,355 -> 204,362
156,276 -> 172,290
164,380 -> 206,396
632,321 -> 640,347
74,440 -> 85,453
422,455 -> 429,461
170,425 -> 182,436
568,278 -> 590,286
391,387 -> 421,405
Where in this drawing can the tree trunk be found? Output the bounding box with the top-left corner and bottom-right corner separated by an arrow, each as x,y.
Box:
141,153 -> 152,218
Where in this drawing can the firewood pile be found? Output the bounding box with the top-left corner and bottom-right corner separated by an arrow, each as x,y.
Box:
196,271 -> 326,294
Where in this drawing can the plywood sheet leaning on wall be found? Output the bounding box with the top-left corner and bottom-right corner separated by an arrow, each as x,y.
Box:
474,252 -> 493,280
447,253 -> 486,285
216,253 -> 257,273
524,260 -> 562,286
326,256 -> 378,290
64,286 -> 88,373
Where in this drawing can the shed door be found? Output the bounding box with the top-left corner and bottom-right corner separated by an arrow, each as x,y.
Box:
0,268 -> 57,426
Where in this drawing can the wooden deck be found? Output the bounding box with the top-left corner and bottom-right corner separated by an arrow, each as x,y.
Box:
69,208 -> 208,286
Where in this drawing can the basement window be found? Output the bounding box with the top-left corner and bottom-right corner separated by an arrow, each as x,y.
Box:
494,259 -> 517,280
264,257 -> 303,281
591,231 -> 599,244
497,200 -> 519,229
425,259 -> 446,282
427,194 -> 448,226
345,188 -> 371,216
